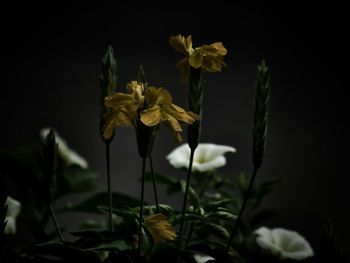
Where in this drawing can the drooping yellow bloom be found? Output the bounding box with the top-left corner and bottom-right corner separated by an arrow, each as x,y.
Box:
169,34 -> 227,82
143,213 -> 177,243
102,81 -> 144,139
102,81 -> 199,142
140,86 -> 199,142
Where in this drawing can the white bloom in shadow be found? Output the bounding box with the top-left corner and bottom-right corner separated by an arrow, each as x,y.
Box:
5,197 -> 21,234
254,227 -> 314,260
194,254 -> 214,263
166,143 -> 236,172
40,128 -> 88,169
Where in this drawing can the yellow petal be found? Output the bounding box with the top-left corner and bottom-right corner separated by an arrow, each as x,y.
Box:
176,57 -> 190,83
164,104 -> 199,124
169,34 -> 192,55
102,111 -> 118,139
161,114 -> 184,143
146,87 -> 172,106
202,55 -> 227,72
104,93 -> 133,108
140,105 -> 161,126
210,42 -> 227,55
143,213 -> 177,243
188,50 -> 203,68
126,81 -> 144,96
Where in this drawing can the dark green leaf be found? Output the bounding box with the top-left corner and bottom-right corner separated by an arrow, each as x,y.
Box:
180,180 -> 200,209
24,241 -> 100,262
58,191 -> 141,213
56,165 -> 97,197
207,211 -> 237,221
203,199 -> 233,211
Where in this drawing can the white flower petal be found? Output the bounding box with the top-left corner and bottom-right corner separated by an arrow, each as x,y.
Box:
194,254 -> 214,263
40,128 -> 88,169
255,227 -> 314,260
5,197 -> 21,235
166,143 -> 236,172
254,227 -> 280,254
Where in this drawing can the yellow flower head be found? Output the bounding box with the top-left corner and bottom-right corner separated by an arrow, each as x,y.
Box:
169,34 -> 227,82
102,81 -> 144,139
143,213 -> 177,243
140,86 -> 199,142
102,81 -> 199,142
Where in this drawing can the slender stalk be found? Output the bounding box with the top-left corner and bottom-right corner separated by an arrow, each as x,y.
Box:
149,155 -> 159,213
138,158 -> 146,252
105,142 -> 113,232
178,148 -> 195,243
49,203 -> 64,242
225,166 -> 259,252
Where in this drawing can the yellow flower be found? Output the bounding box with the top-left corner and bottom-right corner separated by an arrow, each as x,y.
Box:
169,34 -> 227,82
143,213 -> 177,243
140,86 -> 199,142
102,81 -> 144,139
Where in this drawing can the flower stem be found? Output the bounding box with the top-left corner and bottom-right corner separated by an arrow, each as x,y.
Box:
225,166 -> 259,252
178,147 -> 195,244
105,141 -> 113,232
149,155 -> 159,213
49,203 -> 64,242
138,158 -> 146,252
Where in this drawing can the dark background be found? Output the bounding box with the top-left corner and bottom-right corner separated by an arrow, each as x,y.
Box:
1,2 -> 349,255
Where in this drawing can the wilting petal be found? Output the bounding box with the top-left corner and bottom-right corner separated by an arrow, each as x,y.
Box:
169,34 -> 192,55
176,57 -> 190,83
255,227 -> 314,260
102,111 -> 118,139
104,93 -> 133,108
146,87 -> 172,106
143,213 -> 177,243
5,197 -> 21,235
163,104 -> 199,124
189,50 -> 203,68
166,143 -> 236,172
140,105 -> 161,126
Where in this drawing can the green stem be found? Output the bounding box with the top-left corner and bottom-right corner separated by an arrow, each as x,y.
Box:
149,155 -> 159,213
178,147 -> 196,244
225,166 -> 259,252
105,142 -> 113,232
49,203 -> 64,242
138,158 -> 146,253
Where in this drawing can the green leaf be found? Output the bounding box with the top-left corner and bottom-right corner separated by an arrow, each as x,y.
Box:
168,212 -> 204,226
79,219 -> 105,230
202,199 -> 234,211
180,180 -> 200,209
56,165 -> 97,197
59,191 -> 141,213
257,178 -> 283,198
138,204 -> 175,216
149,242 -> 197,263
98,206 -> 139,231
197,223 -> 230,241
89,239 -> 132,251
143,171 -> 177,186
24,241 -> 101,262
207,211 -> 237,221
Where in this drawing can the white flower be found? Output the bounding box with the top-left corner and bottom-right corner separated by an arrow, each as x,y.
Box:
254,227 -> 314,260
5,197 -> 21,234
166,143 -> 236,172
40,128 -> 88,169
194,254 -> 214,263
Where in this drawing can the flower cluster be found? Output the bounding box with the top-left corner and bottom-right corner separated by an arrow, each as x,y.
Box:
169,34 -> 227,82
102,81 -> 199,142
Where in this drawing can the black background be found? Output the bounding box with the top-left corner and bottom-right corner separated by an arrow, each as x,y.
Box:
1,2 -> 349,255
